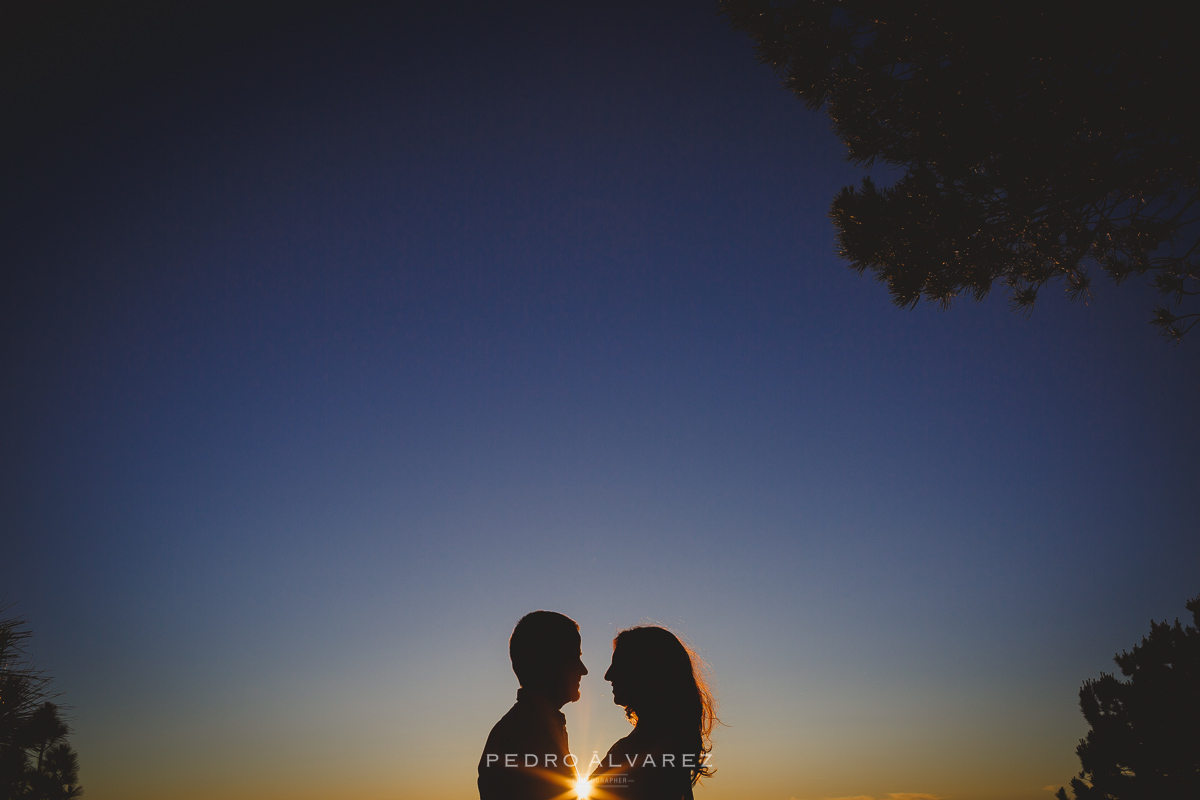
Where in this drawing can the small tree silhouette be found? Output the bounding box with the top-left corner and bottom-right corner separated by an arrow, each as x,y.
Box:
0,606 -> 84,800
1056,594 -> 1200,800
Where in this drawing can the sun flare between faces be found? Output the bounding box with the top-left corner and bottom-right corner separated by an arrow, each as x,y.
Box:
574,776 -> 592,799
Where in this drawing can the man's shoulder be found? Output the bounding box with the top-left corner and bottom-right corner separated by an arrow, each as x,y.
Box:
482,700 -> 544,752
478,697 -> 572,800
482,703 -> 522,741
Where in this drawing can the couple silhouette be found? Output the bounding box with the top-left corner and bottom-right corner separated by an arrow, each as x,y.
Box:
478,611 -> 715,800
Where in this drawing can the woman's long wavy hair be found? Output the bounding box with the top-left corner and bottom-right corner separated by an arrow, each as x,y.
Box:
611,626 -> 717,784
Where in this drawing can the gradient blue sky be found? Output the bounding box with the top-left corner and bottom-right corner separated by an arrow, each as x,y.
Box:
3,3 -> 1197,800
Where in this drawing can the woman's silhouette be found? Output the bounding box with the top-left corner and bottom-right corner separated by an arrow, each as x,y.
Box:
589,626 -> 716,800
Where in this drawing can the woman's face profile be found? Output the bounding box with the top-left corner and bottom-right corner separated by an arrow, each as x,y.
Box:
604,642 -> 637,708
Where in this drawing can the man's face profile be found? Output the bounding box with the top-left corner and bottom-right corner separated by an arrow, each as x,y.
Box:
531,631 -> 586,707
509,611 -> 588,708
558,635 -> 587,704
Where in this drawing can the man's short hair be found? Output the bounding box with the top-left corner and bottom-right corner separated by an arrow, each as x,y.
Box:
509,611 -> 579,684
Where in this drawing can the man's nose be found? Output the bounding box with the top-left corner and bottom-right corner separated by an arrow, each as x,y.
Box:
580,661 -> 588,676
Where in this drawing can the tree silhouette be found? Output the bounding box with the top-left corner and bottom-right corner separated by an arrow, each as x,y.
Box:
0,607 -> 84,800
1055,594 -> 1200,800
720,1 -> 1200,341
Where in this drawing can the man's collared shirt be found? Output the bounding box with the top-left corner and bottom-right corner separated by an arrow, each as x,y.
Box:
478,688 -> 575,800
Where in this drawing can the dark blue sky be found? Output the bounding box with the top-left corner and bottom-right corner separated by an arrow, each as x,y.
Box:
3,4 -> 1197,800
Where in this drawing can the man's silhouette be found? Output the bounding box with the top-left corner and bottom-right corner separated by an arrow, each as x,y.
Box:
478,611 -> 588,800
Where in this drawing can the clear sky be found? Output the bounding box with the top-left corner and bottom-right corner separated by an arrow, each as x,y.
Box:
2,3 -> 1197,800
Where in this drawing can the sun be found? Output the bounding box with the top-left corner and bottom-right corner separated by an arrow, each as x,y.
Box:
573,776 -> 592,799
